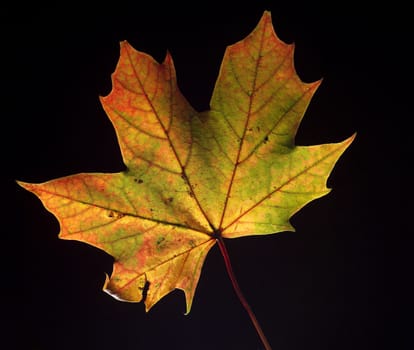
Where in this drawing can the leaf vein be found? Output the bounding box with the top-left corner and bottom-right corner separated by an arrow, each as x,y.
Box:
219,19 -> 267,229
223,143 -> 343,231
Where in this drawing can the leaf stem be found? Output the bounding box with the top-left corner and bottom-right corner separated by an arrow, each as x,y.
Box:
216,236 -> 272,350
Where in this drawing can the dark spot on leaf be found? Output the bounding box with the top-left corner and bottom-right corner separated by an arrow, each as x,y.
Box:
107,210 -> 124,219
162,196 -> 174,205
134,178 -> 143,184
189,239 -> 196,248
156,236 -> 165,245
181,173 -> 189,183
156,236 -> 168,251
264,135 -> 269,143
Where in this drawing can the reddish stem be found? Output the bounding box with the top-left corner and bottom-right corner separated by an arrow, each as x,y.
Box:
216,236 -> 272,350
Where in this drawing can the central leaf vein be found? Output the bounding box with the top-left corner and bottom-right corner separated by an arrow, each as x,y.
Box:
218,21 -> 267,229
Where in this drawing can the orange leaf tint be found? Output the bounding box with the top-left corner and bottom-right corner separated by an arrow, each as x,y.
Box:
18,11 -> 355,314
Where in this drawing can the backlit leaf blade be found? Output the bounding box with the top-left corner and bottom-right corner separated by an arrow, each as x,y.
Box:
18,176 -> 215,313
220,137 -> 355,237
17,43 -> 217,313
187,11 -> 355,237
100,42 -> 211,233
17,10 -> 355,314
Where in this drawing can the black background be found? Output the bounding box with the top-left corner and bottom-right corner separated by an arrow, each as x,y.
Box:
3,1 -> 409,349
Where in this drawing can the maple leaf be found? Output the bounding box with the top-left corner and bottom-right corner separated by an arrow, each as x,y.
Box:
18,11 -> 355,345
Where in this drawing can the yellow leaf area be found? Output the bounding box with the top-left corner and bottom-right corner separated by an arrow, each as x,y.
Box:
18,11 -> 355,314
